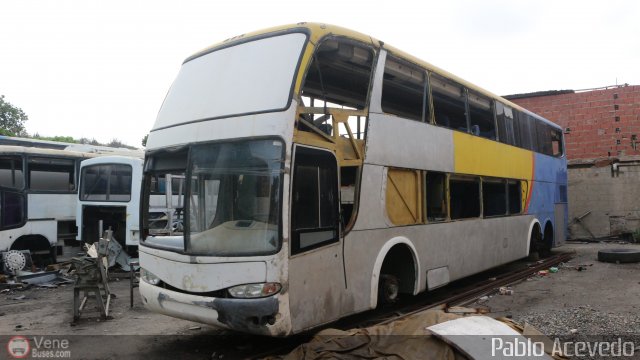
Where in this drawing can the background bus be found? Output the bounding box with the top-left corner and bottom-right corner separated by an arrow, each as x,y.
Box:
0,137 -> 141,264
138,23 -> 567,336
77,155 -> 184,253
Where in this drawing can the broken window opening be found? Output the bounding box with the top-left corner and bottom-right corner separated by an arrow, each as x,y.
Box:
291,146 -> 339,254
507,180 -> 522,215
431,74 -> 468,132
468,91 -> 496,140
340,166 -> 358,230
482,179 -> 507,217
425,172 -> 447,222
496,102 -> 516,146
299,37 -> 373,143
449,176 -> 480,220
381,56 -> 427,122
551,128 -> 563,157
301,38 -> 374,110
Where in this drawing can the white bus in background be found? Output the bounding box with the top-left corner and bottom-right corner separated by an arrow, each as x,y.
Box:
77,156 -> 190,253
0,136 -> 142,263
77,156 -> 142,252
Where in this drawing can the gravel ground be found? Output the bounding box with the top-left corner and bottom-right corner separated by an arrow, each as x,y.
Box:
475,241 -> 640,337
471,242 -> 640,359
516,304 -> 640,336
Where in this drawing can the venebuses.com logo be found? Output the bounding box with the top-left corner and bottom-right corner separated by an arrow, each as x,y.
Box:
6,336 -> 30,359
6,335 -> 71,359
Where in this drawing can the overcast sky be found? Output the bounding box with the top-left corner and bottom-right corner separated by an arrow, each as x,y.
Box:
1,0 -> 638,148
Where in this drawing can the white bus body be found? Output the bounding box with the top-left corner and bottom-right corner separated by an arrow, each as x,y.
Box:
76,155 -> 184,249
138,24 -> 567,336
0,137 -> 142,262
76,156 -> 142,248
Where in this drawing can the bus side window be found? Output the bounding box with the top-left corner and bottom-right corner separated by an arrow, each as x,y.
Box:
482,178 -> 507,217
425,172 -> 447,222
468,91 -> 496,140
496,102 -> 516,146
450,176 -> 480,219
508,180 -> 522,214
0,190 -> 25,229
514,111 -> 534,151
431,74 -> 467,132
551,127 -> 564,157
300,38 -> 374,137
291,147 -> 339,255
381,56 -> 427,121
0,156 -> 24,189
536,121 -> 554,156
28,157 -> 75,192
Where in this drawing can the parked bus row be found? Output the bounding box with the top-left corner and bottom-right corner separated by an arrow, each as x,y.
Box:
0,136 -> 142,262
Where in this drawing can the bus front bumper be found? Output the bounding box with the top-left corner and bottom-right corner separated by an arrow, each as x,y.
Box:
139,281 -> 285,335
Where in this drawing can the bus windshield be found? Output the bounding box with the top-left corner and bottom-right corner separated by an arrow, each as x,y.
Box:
143,139 -> 284,256
153,32 -> 307,130
80,164 -> 133,202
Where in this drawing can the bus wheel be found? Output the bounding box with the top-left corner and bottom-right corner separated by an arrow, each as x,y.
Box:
378,274 -> 399,305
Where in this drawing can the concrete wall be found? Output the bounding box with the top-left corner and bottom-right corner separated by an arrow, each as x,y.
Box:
568,161 -> 640,239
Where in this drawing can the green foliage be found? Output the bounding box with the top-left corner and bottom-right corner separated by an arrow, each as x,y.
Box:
0,95 -> 28,137
142,134 -> 148,147
31,133 -> 78,144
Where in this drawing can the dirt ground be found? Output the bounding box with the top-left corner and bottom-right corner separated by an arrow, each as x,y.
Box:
474,241 -> 640,335
1,241 -> 639,358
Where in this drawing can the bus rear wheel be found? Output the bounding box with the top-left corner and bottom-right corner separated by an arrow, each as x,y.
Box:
378,274 -> 399,305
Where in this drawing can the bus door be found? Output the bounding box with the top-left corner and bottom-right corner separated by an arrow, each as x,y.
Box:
288,145 -> 345,331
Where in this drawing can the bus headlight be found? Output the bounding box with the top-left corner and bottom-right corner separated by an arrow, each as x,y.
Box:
228,282 -> 281,298
140,268 -> 161,286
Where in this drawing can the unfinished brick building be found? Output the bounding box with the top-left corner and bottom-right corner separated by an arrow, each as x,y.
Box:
507,85 -> 640,240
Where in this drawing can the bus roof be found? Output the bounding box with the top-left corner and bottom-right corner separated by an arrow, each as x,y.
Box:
0,144 -> 101,158
186,22 -> 560,129
80,155 -> 143,167
0,136 -> 144,157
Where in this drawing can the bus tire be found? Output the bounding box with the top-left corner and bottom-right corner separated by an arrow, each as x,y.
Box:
378,274 -> 399,305
597,249 -> 640,263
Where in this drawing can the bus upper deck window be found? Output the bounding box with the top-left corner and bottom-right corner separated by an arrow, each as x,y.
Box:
381,56 -> 427,121
551,128 -> 564,157
301,38 -> 374,110
431,74 -> 467,132
468,91 -> 496,140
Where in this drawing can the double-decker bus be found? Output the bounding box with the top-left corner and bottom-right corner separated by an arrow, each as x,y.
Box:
0,136 -> 141,263
138,23 -> 567,336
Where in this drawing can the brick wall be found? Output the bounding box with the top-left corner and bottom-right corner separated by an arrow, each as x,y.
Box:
510,85 -> 640,161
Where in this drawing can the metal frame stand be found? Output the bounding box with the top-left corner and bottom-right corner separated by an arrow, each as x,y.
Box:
72,231 -> 114,322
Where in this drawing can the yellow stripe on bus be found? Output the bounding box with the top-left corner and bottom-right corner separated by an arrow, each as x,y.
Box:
453,131 -> 534,181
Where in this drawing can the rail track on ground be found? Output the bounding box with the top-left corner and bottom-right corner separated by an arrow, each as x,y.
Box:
241,251 -> 574,359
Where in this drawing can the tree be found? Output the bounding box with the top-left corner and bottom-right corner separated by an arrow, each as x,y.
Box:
0,95 -> 28,137
141,134 -> 148,147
